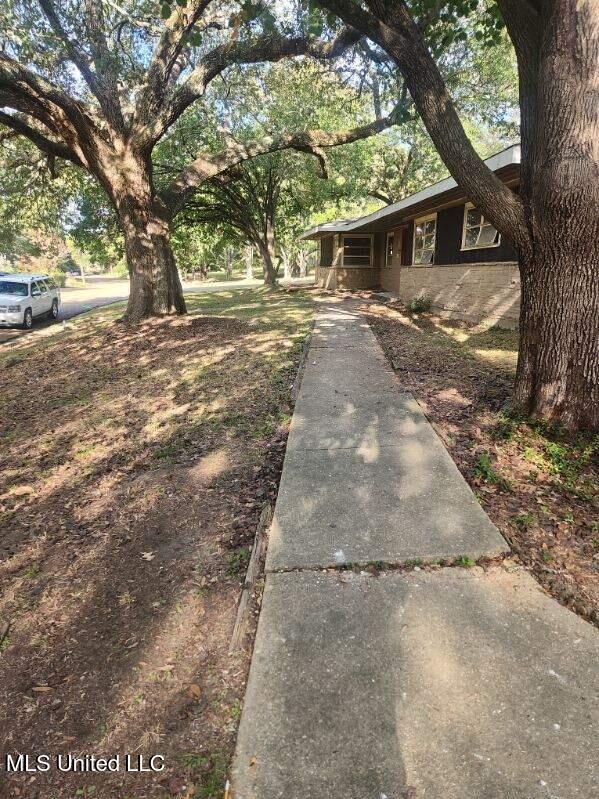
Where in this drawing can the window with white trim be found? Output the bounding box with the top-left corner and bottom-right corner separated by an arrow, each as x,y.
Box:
385,232 -> 394,267
461,204 -> 501,249
342,235 -> 372,267
413,214 -> 436,264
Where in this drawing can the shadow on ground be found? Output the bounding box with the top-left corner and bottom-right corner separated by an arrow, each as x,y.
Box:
0,289 -> 313,799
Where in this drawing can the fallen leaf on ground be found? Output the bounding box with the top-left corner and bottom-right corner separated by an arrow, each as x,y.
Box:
186,683 -> 202,700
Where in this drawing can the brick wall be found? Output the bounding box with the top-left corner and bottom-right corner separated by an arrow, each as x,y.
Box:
397,262 -> 520,328
380,263 -> 402,293
315,266 -> 337,289
315,266 -> 380,290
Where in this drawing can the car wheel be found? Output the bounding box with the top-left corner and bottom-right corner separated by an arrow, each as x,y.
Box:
22,308 -> 33,330
50,299 -> 59,320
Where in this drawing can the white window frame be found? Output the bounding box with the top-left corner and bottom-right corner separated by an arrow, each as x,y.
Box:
412,213 -> 437,265
461,203 -> 501,250
385,232 -> 395,268
341,234 -> 373,268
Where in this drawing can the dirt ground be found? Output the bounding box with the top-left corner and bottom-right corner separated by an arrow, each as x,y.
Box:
360,298 -> 598,627
0,289 -> 314,799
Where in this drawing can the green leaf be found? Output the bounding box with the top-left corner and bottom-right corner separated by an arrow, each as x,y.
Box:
240,0 -> 260,22
160,3 -> 171,19
308,8 -> 325,38
261,9 -> 277,32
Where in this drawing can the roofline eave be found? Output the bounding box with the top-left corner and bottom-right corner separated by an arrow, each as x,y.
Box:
299,143 -> 521,240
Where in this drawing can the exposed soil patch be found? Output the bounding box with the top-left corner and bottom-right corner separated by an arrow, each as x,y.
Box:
360,300 -> 598,627
0,289 -> 313,798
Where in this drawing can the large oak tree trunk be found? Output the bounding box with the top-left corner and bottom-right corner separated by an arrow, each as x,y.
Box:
119,199 -> 186,322
514,2 -> 599,430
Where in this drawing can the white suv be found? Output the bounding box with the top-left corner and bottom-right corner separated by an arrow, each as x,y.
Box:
0,274 -> 61,329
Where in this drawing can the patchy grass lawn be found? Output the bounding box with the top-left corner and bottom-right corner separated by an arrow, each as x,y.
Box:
199,269 -> 249,283
0,288 -> 313,799
362,301 -> 598,627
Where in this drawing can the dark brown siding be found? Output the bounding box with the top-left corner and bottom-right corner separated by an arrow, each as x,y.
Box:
373,232 -> 386,268
435,204 -> 517,264
402,222 -> 414,265
320,235 -> 334,266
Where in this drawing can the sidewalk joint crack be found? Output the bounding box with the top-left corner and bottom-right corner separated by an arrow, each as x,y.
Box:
265,552 -> 508,577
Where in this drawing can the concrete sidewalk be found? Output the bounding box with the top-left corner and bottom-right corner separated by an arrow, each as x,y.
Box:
232,304 -> 599,799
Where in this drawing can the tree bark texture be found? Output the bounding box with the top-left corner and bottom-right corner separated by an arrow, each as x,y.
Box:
258,240 -> 278,287
513,1 -> 599,429
259,213 -> 278,287
119,196 -> 186,322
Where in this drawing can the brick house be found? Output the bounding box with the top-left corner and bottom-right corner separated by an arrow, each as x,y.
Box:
302,144 -> 521,328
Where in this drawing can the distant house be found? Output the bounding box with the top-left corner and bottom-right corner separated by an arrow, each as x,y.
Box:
301,145 -> 521,328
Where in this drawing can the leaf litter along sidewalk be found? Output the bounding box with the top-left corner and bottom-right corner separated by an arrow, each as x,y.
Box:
362,299 -> 598,627
0,288 -> 314,799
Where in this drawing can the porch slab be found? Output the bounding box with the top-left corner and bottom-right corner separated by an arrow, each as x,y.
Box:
266,429 -> 507,571
232,567 -> 599,799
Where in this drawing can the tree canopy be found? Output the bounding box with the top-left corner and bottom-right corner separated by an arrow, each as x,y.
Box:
0,5 -> 518,284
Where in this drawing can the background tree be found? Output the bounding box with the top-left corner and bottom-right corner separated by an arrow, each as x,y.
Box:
181,156 -> 284,285
161,54 -> 395,282
0,133 -> 70,262
172,36 -> 516,281
315,0 -> 598,430
0,131 -> 87,278
181,151 -> 336,285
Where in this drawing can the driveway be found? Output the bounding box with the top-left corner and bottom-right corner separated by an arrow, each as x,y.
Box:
0,274 -> 314,345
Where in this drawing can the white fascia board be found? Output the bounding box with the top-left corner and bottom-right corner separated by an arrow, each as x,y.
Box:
299,219 -> 357,240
